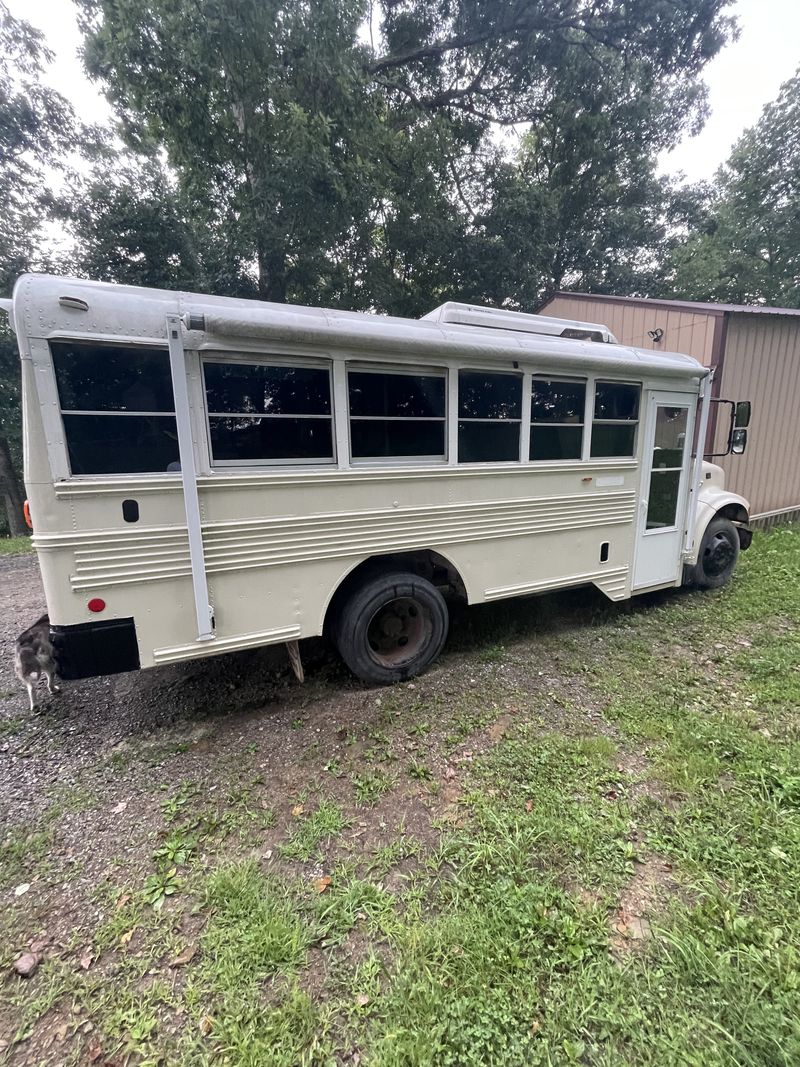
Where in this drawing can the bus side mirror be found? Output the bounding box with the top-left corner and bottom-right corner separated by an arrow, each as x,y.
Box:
735,401 -> 751,428
731,428 -> 748,454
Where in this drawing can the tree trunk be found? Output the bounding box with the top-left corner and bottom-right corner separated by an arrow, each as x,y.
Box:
0,435 -> 27,537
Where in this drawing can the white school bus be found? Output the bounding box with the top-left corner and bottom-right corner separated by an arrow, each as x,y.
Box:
1,275 -> 753,686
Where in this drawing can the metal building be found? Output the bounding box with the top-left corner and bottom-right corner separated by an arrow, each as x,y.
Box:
539,293 -> 800,525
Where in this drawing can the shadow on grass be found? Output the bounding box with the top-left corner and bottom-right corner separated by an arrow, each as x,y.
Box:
444,581 -> 692,658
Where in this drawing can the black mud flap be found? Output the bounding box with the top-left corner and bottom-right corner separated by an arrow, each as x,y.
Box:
51,618 -> 140,680
737,525 -> 753,551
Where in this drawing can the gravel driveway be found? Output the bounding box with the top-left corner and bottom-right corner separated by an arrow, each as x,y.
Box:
0,553 -> 342,831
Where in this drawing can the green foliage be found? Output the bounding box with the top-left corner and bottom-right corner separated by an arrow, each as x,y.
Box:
72,0 -> 735,309
0,535 -> 32,555
352,769 -> 393,806
0,4 -> 78,294
2,526 -> 800,1064
279,799 -> 347,861
143,868 -> 181,910
665,67 -> 800,307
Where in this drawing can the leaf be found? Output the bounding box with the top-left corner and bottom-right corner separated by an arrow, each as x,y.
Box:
119,929 -> 135,945
291,804 -> 305,817
115,893 -> 131,910
87,1039 -> 104,1063
314,876 -> 332,894
111,801 -> 128,815
199,1014 -> 214,1036
169,943 -> 198,967
356,993 -> 370,1007
79,951 -> 94,970
525,800 -> 533,812
13,883 -> 30,897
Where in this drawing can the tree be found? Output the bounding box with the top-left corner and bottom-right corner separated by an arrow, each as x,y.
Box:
0,3 -> 78,534
665,68 -> 800,307
78,0 -> 383,303
76,0 -> 736,312
55,155 -> 212,292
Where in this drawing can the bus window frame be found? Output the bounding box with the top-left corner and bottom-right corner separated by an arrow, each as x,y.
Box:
456,366 -> 525,466
345,361 -> 449,467
38,335 -> 185,481
528,372 -> 588,464
33,335 -> 647,482
588,379 -> 642,462
201,351 -> 337,469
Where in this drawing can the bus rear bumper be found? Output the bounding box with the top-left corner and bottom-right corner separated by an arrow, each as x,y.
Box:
51,617 -> 141,680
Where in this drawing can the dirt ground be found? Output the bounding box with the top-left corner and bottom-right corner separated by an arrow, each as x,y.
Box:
0,553 -> 369,825
3,534 -> 789,1065
1,544 -> 633,1051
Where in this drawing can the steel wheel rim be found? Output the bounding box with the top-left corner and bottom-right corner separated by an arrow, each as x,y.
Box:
704,531 -> 735,577
366,596 -> 431,668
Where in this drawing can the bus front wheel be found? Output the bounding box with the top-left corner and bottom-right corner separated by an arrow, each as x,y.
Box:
689,516 -> 740,589
333,571 -> 449,685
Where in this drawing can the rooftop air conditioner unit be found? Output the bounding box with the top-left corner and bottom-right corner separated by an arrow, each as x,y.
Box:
421,301 -> 617,344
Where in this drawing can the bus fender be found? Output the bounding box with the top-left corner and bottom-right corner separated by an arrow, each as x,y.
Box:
688,492 -> 751,565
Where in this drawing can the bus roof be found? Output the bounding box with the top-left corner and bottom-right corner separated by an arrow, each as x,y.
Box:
8,274 -> 706,381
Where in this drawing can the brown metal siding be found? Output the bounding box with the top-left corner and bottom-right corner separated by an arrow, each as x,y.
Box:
540,295 -> 718,364
719,314 -> 800,517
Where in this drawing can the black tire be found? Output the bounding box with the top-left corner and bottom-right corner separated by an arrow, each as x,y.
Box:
333,571 -> 449,685
690,516 -> 740,589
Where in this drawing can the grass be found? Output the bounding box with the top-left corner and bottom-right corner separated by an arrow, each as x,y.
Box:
0,535 -> 33,555
279,799 -> 347,862
2,525 -> 800,1065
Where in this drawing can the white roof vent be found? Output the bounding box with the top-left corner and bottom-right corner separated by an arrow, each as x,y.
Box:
422,301 -> 617,344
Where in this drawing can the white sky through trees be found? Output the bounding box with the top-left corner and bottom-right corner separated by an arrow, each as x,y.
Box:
6,0 -> 800,185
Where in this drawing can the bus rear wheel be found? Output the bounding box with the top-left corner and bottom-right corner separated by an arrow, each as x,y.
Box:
333,571 -> 449,685
690,516 -> 740,589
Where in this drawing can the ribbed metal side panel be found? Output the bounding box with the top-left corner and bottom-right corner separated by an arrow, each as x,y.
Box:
719,315 -> 800,516
484,565 -> 628,602
45,491 -> 636,590
153,624 -> 301,665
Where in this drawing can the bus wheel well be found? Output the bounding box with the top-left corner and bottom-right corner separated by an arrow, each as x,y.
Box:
714,503 -> 752,549
715,502 -> 748,525
324,551 -> 467,637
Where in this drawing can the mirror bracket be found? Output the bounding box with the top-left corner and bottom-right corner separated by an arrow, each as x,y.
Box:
705,398 -> 751,459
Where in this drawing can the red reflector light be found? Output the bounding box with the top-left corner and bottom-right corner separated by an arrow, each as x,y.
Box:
87,598 -> 106,613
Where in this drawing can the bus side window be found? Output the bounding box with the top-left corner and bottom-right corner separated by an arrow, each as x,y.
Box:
530,377 -> 585,461
458,370 -> 521,463
204,360 -> 334,464
51,341 -> 179,475
590,382 -> 640,458
347,368 -> 446,460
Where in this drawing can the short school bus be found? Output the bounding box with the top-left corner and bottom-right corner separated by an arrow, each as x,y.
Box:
2,276 -> 752,685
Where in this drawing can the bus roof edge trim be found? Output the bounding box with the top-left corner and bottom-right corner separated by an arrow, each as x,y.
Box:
193,308 -> 702,379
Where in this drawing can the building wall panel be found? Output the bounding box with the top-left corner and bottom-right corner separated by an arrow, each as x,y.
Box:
720,314 -> 800,517
540,296 -> 717,364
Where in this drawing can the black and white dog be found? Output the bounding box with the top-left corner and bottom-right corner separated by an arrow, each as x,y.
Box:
14,614 -> 60,710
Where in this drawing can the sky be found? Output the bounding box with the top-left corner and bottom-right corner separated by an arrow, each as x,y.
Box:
6,0 -> 800,185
